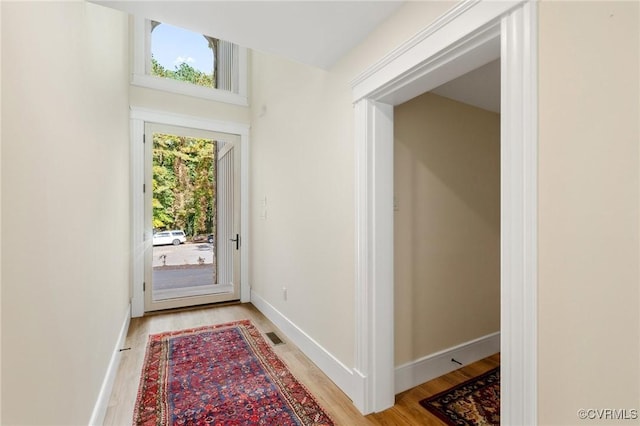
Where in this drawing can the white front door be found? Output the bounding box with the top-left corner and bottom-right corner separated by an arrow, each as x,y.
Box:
144,123 -> 241,312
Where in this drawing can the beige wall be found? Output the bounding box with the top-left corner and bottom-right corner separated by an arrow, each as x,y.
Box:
252,0 -> 640,420
129,85 -> 250,125
249,50 -> 356,364
248,1 -> 454,367
1,1 -> 635,423
538,1 -> 640,423
0,2 -> 3,421
1,2 -> 131,424
394,93 -> 500,365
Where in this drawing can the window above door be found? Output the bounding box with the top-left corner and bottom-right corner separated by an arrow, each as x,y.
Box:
132,17 -> 248,106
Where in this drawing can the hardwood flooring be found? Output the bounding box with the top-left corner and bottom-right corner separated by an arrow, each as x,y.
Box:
367,353 -> 500,425
103,303 -> 499,425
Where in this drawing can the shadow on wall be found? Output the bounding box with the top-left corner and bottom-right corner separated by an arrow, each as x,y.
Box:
394,92 -> 501,363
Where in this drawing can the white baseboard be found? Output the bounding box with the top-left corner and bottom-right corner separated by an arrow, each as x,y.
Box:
89,304 -> 131,426
250,290 -> 356,401
395,332 -> 500,394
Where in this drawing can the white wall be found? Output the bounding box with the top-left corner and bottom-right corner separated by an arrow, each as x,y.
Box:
1,2 -> 131,424
129,85 -> 250,125
3,2 -> 634,423
249,1 -> 454,372
538,1 -> 640,423
394,93 -> 500,365
251,0 -> 640,421
249,51 -> 356,364
0,2 -> 3,421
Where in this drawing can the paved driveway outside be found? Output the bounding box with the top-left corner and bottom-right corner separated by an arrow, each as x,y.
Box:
153,242 -> 214,267
153,265 -> 213,290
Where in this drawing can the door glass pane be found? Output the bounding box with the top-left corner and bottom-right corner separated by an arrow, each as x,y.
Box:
151,132 -> 218,301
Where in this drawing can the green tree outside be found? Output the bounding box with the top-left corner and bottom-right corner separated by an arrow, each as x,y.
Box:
153,133 -> 216,238
151,56 -> 215,88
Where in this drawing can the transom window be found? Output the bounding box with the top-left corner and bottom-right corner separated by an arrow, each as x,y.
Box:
132,17 -> 248,106
150,22 -> 216,89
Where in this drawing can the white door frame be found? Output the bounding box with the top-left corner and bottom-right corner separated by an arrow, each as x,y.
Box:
130,107 -> 250,317
351,1 -> 537,424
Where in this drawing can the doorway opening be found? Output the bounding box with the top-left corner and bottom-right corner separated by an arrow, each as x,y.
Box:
130,108 -> 251,317
144,123 -> 240,311
393,59 -> 501,395
351,2 -> 537,424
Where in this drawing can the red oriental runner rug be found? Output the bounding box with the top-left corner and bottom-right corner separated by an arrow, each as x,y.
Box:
133,320 -> 334,426
419,367 -> 500,425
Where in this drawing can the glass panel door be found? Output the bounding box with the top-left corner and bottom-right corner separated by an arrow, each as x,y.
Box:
144,123 -> 240,312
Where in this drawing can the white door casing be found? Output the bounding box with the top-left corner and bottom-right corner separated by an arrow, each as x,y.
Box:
351,1 -> 537,424
130,108 -> 250,317
143,123 -> 241,311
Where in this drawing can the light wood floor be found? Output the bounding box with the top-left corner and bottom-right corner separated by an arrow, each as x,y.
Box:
104,303 -> 499,425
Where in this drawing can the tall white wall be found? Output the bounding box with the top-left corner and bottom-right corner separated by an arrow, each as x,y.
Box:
250,1 -> 640,421
1,2 -> 131,424
249,1 -> 454,370
249,51 -> 356,364
538,1 -> 640,423
2,1 -> 635,424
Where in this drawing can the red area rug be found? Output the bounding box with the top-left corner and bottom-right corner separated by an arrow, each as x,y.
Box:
419,367 -> 500,425
133,320 -> 334,426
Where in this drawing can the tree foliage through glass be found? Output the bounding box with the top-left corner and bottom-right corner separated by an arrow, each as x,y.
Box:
153,133 -> 216,238
151,56 -> 215,88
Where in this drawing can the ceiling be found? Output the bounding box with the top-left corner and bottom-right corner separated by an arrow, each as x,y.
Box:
431,59 -> 500,113
93,1 -> 404,70
94,0 -> 500,112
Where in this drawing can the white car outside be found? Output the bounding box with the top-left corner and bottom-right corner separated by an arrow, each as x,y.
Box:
153,230 -> 187,246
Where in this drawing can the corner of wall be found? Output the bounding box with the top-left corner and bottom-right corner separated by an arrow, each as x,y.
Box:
89,305 -> 131,426
249,290 -> 358,404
